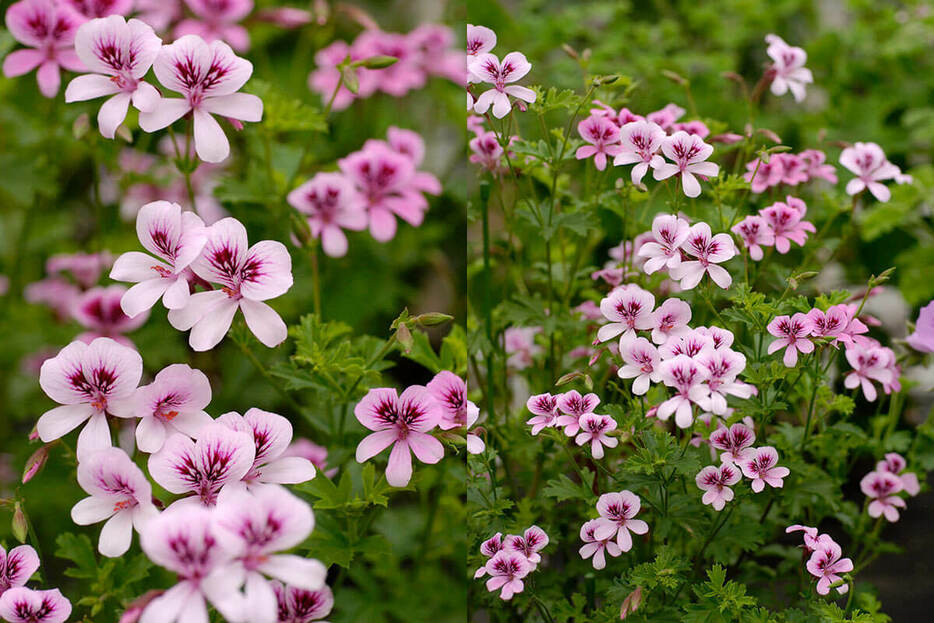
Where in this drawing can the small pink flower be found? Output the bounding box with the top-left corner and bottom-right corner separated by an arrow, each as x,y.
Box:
709,423 -> 755,464
670,222 -> 735,290
839,142 -> 900,202
731,215 -> 774,261
466,24 -> 496,57
799,149 -> 837,184
470,52 -> 536,118
110,201 -> 208,318
469,131 -> 505,172
272,581 -> 333,623
696,463 -> 741,511
483,551 -> 531,600
637,214 -> 691,275
806,539 -> 853,595
175,0 -> 253,52
72,285 -> 149,345
426,371 -> 468,430
597,284 -> 655,343
876,452 -> 921,496
694,349 -> 756,415
167,217 -> 293,351
767,313 -> 814,367
649,298 -> 692,345
287,173 -> 367,258
575,413 -> 618,459
860,470 -> 905,522
473,533 -> 505,577
3,0 -> 86,98
765,34 -> 813,102
37,337 -> 142,460
739,446 -> 790,492
579,519 -> 621,570
65,16 -> 162,138
593,490 -> 649,551
0,588 -> 71,623
139,35 -> 263,163
576,115 -> 623,171
131,363 -> 213,453
613,120 -> 666,184
504,526 -> 549,566
139,505 -> 244,622
658,355 -> 709,428
843,344 -> 893,402
148,421 -> 256,506
653,131 -> 719,198
218,408 -> 317,486
555,390 -> 600,436
525,392 -> 559,435
0,546 -> 40,595
696,325 -> 734,350
906,300 -> 934,353
354,386 -> 443,487
646,103 -> 685,130
806,305 -> 850,346
759,198 -> 815,254
503,327 -> 543,370
616,337 -> 662,395
744,157 -> 784,193
71,447 -> 157,557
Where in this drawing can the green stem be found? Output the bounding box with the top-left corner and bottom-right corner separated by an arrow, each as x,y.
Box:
232,333 -> 303,413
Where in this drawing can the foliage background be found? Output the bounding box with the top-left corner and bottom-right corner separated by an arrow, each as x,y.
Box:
0,1 -> 469,621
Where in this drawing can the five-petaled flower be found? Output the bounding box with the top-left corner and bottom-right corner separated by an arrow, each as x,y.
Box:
860,470 -> 905,522
696,463 -> 741,511
739,446 -> 790,492
469,52 -> 535,118
767,313 -> 814,367
806,538 -> 853,595
653,131 -> 719,198
593,490 -> 649,551
839,142 -> 900,202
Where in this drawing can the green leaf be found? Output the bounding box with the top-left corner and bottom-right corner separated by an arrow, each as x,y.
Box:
55,533 -> 97,580
542,472 -> 595,502
248,79 -> 327,133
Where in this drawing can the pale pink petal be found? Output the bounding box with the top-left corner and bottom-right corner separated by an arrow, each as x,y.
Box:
37,403 -> 95,442
138,98 -> 192,132
65,73 -> 120,101
355,429 -> 398,462
76,411 -> 113,460
36,60 -> 61,98
386,440 -> 413,487
70,496 -> 115,525
257,456 -> 316,484
202,93 -> 263,122
98,92 -> 132,139
239,299 -> 288,347
407,431 -> 444,464
188,297 -> 239,350
98,510 -> 134,557
192,108 -> 229,163
257,554 -> 328,590
2,49 -> 44,77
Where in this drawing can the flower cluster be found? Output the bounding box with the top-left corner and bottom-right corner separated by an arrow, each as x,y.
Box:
474,526 -> 549,600
744,150 -> 836,194
787,526 -> 853,595
525,390 -> 618,458
859,452 -> 920,522
732,196 -> 815,260
110,202 -> 293,351
467,24 -> 536,118
579,491 -> 649,569
766,303 -> 869,367
636,215 -> 737,289
309,24 -> 462,110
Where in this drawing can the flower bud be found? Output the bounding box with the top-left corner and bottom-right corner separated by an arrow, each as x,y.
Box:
395,323 -> 414,353
12,502 -> 28,543
356,55 -> 399,69
414,312 -> 453,327
22,445 -> 50,484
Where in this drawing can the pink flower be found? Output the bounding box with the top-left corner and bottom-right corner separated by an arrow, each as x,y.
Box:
613,120 -> 666,184
307,40 -> 358,110
168,218 -> 293,351
658,328 -> 715,360
696,350 -> 755,415
785,524 -> 826,552
525,392 -> 559,435
354,386 -> 443,487
469,52 -> 535,118
504,526 -> 549,566
646,103 -> 685,130
649,298 -> 692,345
65,16 -> 162,138
37,337 -> 141,460
579,519 -> 621,570
473,533 -> 505,577
799,149 -> 837,184
596,284 -> 655,343
658,355 -> 709,428
759,198 -> 815,253
466,24 -> 496,57
731,215 -> 774,261
839,142 -> 900,202
72,285 -> 149,345
696,463 -> 741,511
131,363 -> 213,453
424,370 -> 468,431
804,305 -> 848,346
767,313 -> 814,367
287,172 -> 367,258
576,115 -> 623,171
876,452 -> 921,496
670,222 -> 735,290
139,35 -> 263,163
765,34 -> 813,102
843,344 -> 893,402
739,446 -> 790,492
272,582 -> 333,623
616,337 -> 662,395
353,30 -> 427,97
860,470 -> 905,522
338,142 -> 430,242
575,413 -> 618,459
906,300 -> 934,353
148,421 -> 256,506
709,423 -> 755,464
0,546 -> 39,595
594,490 -> 649,551
555,390 -> 599,436
744,157 -> 784,194
806,539 -> 853,595
503,327 -> 542,370
110,201 -> 208,318
0,588 -> 71,623
139,505 -> 243,622
214,486 -> 326,622
637,214 -> 691,275
218,408 -> 317,486
483,551 -> 531,600
469,131 -> 505,172
175,0 -> 252,52
653,131 -> 719,198
71,447 -> 157,557
283,439 -> 336,479
697,325 -> 734,350
2,0 -> 86,98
